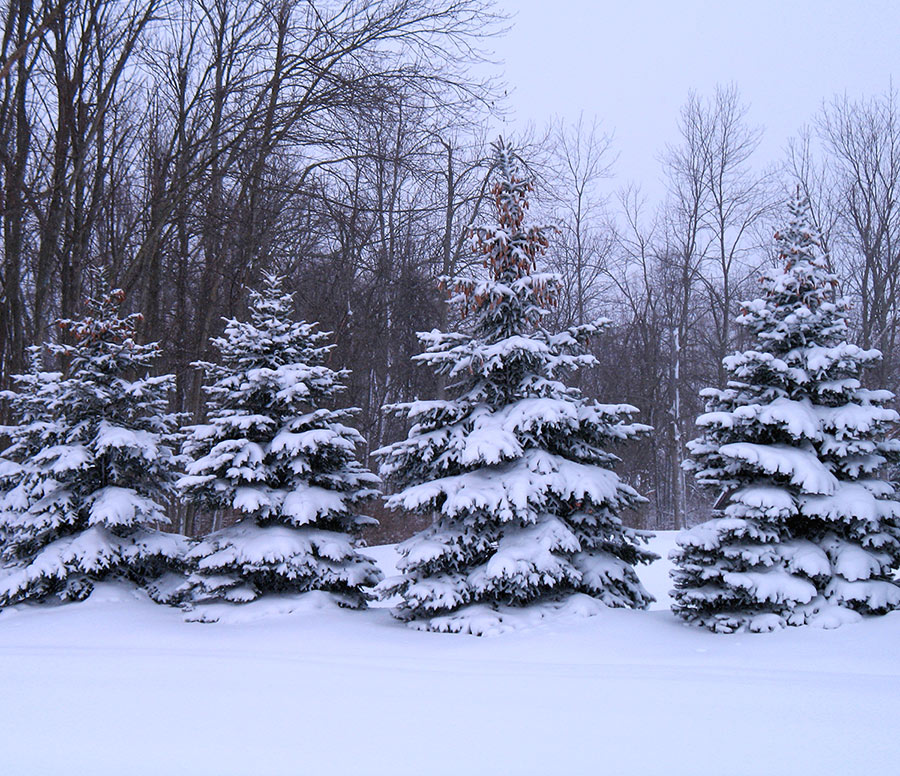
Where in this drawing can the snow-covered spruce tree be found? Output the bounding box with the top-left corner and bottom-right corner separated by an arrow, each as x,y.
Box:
672,193 -> 900,633
0,288 -> 187,606
0,349 -> 63,562
375,140 -> 656,635
177,274 -> 382,618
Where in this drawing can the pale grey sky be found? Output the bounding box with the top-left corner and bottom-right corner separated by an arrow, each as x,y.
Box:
491,0 -> 900,196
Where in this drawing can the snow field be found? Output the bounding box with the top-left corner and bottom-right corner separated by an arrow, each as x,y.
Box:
1,532 -> 898,776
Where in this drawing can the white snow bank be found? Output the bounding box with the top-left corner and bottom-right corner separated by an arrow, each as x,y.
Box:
0,532 -> 898,776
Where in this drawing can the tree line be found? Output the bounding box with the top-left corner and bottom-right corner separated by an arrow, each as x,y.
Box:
2,142 -> 896,635
1,1 -> 898,535
537,85 -> 900,532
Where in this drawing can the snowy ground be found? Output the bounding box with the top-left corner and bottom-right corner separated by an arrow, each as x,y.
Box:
1,533 -> 897,776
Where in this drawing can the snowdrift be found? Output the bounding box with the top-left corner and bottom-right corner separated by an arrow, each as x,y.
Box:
0,532 -> 897,776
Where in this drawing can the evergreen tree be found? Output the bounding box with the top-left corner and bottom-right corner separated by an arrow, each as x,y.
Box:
177,274 -> 382,618
0,288 -> 187,606
0,349 -> 64,560
672,193 -> 900,632
375,140 -> 655,635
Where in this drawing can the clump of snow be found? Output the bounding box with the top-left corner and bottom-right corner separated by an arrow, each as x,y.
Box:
419,594 -> 606,636
185,590 -> 343,624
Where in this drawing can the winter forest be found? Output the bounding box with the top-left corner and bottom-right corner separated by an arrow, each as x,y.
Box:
1,1 -> 900,774
6,0 -> 900,540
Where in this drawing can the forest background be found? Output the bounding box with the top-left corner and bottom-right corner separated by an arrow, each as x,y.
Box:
1,0 -> 899,539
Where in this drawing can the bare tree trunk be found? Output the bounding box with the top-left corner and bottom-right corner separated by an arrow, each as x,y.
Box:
0,0 -> 32,392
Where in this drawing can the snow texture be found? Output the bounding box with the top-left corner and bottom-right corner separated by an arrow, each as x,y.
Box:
0,533 -> 898,776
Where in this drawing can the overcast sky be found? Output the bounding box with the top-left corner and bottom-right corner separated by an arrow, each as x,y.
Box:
491,0 -> 900,198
